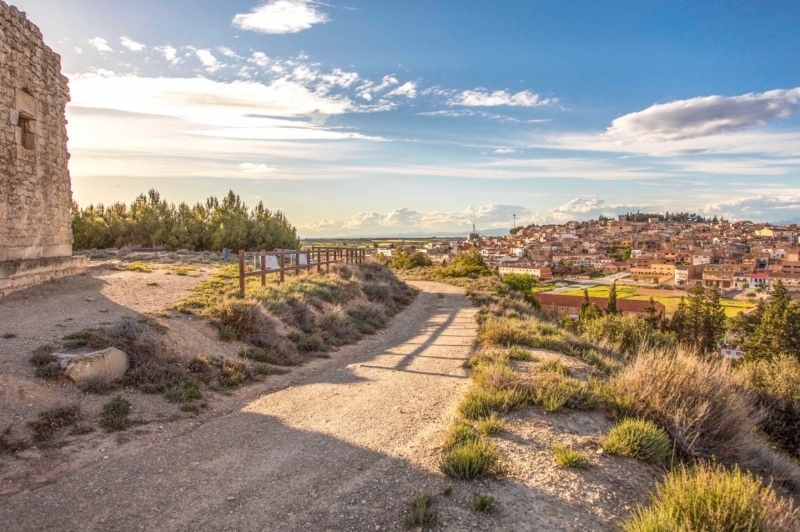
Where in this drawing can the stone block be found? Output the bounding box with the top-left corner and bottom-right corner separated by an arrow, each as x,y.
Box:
55,347 -> 129,385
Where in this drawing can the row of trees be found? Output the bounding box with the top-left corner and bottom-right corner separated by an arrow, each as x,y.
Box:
72,190 -> 300,252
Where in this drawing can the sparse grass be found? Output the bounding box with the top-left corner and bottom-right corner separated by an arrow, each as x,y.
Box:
602,418 -> 672,464
538,359 -> 571,376
125,261 -> 152,273
457,387 -> 527,419
2,332 -> 16,339
164,379 -> 203,403
472,361 -> 519,392
404,492 -> 436,530
0,427 -> 29,454
529,372 -> 596,413
440,438 -> 500,480
552,444 -> 591,469
623,463 -> 798,532
29,405 -> 80,442
472,492 -> 496,513
252,363 -> 291,376
147,281 -> 160,287
506,346 -> 534,361
476,413 -> 505,436
100,396 -> 131,432
287,331 -> 326,352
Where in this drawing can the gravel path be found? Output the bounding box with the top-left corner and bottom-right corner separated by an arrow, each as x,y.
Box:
1,281 -> 479,531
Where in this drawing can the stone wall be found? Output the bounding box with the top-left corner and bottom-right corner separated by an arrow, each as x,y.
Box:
0,1 -> 85,296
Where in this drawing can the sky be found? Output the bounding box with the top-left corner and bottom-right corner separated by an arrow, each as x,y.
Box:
10,0 -> 800,236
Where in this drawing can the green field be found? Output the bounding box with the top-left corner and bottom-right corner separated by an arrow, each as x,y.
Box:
300,237 -> 452,249
562,285 -> 755,318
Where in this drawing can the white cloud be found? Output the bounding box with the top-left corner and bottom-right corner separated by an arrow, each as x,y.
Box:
703,194 -> 800,221
554,197 -> 605,215
120,36 -> 146,52
304,204 -> 531,236
248,52 -> 271,67
232,0 -> 329,34
74,46 -> 83,54
195,49 -> 222,72
239,163 -> 276,174
449,89 -> 557,107
155,45 -> 180,65
88,37 -> 113,53
607,88 -> 800,141
218,46 -> 241,59
493,148 -> 516,154
386,81 -> 417,99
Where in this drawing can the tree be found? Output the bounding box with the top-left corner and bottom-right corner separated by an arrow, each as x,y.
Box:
746,281 -> 800,361
669,286 -> 726,352
503,273 -> 535,293
645,297 -> 660,328
581,289 -> 591,315
607,282 -> 618,314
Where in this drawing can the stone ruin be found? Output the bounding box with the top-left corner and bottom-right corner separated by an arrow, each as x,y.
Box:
0,1 -> 86,296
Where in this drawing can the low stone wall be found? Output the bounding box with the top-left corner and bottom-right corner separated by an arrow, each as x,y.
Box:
0,256 -> 87,297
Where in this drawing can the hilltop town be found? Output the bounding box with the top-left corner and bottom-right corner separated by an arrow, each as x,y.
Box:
381,215 -> 800,301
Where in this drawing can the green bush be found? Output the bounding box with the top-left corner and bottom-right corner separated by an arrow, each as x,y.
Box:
602,418 -> 672,464
624,464 -> 797,532
439,250 -> 490,278
443,419 -> 479,451
530,372 -> 596,413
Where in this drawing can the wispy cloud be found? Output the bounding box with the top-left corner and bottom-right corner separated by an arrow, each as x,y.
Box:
88,37 -> 113,53
119,36 -> 146,52
232,0 -> 330,34
703,194 -> 800,221
386,81 -> 418,99
154,45 -> 180,65
449,88 -> 557,107
305,204 -> 529,236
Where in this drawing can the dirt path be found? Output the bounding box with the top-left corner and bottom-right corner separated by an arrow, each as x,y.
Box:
1,281 -> 481,531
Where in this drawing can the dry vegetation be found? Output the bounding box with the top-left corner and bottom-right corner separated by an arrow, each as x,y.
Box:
396,264 -> 800,530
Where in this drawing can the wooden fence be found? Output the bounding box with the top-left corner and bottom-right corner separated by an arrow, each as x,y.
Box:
238,247 -> 366,297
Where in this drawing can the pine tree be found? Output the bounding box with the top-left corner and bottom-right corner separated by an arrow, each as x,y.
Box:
701,287 -> 727,352
581,289 -> 590,315
607,282 -> 618,314
745,281 -> 800,361
645,297 -> 660,328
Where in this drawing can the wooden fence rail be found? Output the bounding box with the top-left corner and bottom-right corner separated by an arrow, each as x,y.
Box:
238,247 -> 366,297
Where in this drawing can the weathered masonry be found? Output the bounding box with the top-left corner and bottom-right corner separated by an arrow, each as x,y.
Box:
0,1 -> 85,296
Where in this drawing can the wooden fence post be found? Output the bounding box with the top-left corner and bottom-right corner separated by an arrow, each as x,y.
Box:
326,250 -> 330,272
260,251 -> 266,287
316,248 -> 321,273
279,251 -> 285,283
238,250 -> 245,297
295,251 -> 300,276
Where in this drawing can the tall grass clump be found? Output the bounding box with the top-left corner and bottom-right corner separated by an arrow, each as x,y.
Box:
529,372 -> 596,413
403,492 -> 436,530
457,387 -> 527,419
624,463 -> 798,532
440,438 -> 500,480
602,418 -> 672,464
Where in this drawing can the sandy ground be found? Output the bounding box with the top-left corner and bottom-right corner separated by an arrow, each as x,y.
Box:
1,280 -> 486,531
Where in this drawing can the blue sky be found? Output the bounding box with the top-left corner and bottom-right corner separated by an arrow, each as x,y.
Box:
12,0 -> 800,236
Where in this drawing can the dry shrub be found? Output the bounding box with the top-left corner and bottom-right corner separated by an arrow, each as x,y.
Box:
472,362 -> 519,392
346,301 -> 388,334
209,299 -> 272,341
317,306 -> 362,345
612,346 -> 757,463
29,405 -> 80,442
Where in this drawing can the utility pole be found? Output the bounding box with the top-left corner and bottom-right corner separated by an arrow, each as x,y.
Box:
513,214 -> 517,231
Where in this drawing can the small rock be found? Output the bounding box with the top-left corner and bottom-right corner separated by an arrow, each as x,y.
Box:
227,496 -> 235,501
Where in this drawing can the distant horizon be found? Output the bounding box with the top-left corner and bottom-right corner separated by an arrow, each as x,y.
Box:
12,0 -> 800,236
